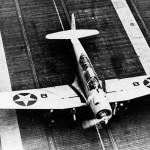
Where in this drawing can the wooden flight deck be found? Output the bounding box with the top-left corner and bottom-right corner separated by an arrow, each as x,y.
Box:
1,0 -> 150,149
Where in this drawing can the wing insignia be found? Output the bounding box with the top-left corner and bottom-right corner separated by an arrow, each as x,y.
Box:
13,93 -> 38,106
105,75 -> 150,102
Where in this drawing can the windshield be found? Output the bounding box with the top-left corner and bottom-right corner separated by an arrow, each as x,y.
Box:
87,76 -> 100,91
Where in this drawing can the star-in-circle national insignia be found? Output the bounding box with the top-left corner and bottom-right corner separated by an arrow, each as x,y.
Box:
13,93 -> 37,106
143,77 -> 150,88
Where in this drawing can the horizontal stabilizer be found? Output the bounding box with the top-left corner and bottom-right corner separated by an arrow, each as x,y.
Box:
46,29 -> 99,39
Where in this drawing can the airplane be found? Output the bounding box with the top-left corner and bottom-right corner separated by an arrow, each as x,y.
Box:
1,13 -> 150,129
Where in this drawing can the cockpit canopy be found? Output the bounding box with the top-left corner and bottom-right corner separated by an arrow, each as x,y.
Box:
87,76 -> 100,91
79,53 -> 102,91
79,53 -> 92,71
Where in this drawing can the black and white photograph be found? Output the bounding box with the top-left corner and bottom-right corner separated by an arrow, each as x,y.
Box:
1,0 -> 150,149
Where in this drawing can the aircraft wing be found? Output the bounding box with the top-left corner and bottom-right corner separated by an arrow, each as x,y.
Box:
0,85 -> 86,109
105,75 -> 150,102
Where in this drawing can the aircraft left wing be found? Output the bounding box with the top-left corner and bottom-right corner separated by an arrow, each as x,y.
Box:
0,85 -> 86,109
105,75 -> 150,102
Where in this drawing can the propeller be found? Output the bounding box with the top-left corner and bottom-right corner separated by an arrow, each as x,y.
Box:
82,115 -> 109,129
82,119 -> 101,129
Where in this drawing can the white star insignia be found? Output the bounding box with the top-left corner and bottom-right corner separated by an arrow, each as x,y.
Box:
14,94 -> 37,106
144,78 -> 150,87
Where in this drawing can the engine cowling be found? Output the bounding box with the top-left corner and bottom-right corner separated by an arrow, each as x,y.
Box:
88,92 -> 112,124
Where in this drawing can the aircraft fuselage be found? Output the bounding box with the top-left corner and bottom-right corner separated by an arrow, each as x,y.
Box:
71,38 -> 112,123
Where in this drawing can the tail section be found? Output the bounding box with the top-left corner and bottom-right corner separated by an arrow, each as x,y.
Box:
46,13 -> 99,39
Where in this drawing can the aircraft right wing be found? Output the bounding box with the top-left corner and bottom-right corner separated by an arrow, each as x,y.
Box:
105,75 -> 150,103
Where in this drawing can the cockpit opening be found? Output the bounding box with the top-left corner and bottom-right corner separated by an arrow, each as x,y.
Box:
79,53 -> 92,71
87,77 -> 101,91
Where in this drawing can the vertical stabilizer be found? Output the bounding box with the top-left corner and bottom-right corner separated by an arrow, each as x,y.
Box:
71,13 -> 76,30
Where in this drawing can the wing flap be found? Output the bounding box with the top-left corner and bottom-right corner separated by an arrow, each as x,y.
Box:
107,87 -> 150,103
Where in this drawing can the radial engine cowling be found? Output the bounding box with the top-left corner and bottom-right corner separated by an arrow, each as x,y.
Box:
88,92 -> 112,124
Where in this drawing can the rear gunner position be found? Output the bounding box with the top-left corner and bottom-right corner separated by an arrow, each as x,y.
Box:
0,14 -> 150,129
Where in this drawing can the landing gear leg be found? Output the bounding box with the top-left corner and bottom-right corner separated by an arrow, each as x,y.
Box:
71,108 -> 76,121
43,109 -> 54,126
49,109 -> 54,124
113,102 -> 118,115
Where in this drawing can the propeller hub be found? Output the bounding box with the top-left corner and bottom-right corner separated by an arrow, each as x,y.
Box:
97,110 -> 108,119
97,110 -> 110,124
99,110 -> 107,118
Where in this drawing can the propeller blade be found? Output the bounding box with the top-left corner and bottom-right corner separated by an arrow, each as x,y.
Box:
82,119 -> 101,129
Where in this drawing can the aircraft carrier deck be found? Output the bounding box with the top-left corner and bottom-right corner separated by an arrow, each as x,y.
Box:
1,0 -> 150,149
